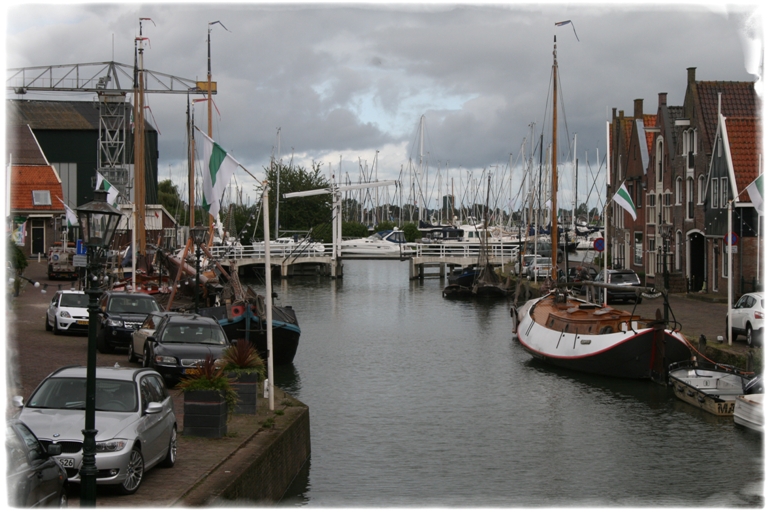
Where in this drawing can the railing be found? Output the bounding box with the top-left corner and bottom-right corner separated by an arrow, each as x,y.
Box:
205,242 -> 520,262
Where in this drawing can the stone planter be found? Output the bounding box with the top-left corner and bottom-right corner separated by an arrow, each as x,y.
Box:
183,389 -> 228,438
228,372 -> 260,415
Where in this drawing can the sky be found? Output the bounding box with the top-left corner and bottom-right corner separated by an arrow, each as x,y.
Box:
3,1 -> 763,214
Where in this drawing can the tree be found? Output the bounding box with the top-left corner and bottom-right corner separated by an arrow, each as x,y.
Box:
260,162 -> 332,240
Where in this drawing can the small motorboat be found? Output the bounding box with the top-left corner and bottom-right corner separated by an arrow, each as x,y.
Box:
340,228 -> 415,258
668,360 -> 754,416
734,375 -> 763,432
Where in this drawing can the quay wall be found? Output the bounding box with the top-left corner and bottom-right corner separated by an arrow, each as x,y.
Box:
180,391 -> 311,506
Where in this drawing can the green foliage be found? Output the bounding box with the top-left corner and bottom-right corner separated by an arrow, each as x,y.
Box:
259,162 -> 332,239
158,179 -> 194,227
222,339 -> 266,381
402,222 -> 420,243
343,222 -> 369,238
7,237 -> 27,273
375,220 -> 396,232
176,355 -> 238,415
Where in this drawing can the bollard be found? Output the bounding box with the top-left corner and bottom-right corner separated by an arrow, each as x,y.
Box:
263,378 -> 269,398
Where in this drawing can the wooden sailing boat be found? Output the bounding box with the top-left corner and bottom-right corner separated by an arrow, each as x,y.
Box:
511,32 -> 692,382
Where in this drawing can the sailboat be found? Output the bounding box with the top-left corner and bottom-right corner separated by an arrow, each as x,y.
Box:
510,31 -> 692,382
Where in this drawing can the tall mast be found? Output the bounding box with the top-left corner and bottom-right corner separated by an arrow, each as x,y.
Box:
550,35 -> 559,279
134,18 -> 149,258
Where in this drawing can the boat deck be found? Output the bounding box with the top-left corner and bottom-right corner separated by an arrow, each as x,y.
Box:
530,294 -> 653,336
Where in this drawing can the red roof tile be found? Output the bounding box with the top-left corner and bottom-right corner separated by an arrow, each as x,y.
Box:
698,81 -> 759,150
11,165 -> 65,212
643,114 -> 657,154
724,116 -> 761,202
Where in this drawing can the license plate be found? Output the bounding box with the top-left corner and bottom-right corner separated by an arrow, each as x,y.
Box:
58,458 -> 76,468
76,320 -> 88,325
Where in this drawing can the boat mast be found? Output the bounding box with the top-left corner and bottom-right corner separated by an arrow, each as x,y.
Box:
550,35 -> 558,280
134,19 -> 149,260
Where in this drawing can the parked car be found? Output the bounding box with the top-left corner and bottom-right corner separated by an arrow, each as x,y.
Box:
96,291 -> 162,354
589,269 -> 643,304
528,257 -> 555,280
14,365 -> 176,495
138,314 -> 232,386
567,266 -> 598,295
515,254 -> 542,276
6,419 -> 69,508
46,289 -> 90,335
129,311 -> 180,364
727,291 -> 764,346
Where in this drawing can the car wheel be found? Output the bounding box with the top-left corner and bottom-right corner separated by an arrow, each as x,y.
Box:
159,427 -> 177,468
57,486 -> 68,508
128,342 -> 138,363
96,329 -> 112,354
746,325 -> 754,347
45,315 -> 52,331
114,446 -> 144,495
52,318 -> 61,335
143,346 -> 151,368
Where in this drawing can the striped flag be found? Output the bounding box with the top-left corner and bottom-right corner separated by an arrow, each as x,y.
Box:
612,182 -> 637,221
555,19 -> 580,41
95,172 -> 120,207
745,174 -> 763,213
196,128 -> 241,219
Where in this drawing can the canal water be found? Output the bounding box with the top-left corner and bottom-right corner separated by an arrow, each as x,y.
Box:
246,259 -> 762,507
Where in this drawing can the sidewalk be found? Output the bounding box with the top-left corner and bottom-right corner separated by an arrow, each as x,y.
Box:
5,260 -> 306,507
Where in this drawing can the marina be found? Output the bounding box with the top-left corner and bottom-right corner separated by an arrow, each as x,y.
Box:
267,260 -> 762,507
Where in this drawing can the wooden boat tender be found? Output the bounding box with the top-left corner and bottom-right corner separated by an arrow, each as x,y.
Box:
668,360 -> 753,416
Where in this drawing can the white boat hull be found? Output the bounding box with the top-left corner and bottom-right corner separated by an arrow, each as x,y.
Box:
514,294 -> 691,380
734,394 -> 764,432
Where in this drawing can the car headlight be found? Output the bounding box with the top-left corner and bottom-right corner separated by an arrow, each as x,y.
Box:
95,440 -> 128,452
106,318 -> 124,327
154,355 -> 177,365
59,311 -> 71,319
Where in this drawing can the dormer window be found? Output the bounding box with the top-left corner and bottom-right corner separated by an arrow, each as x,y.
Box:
32,190 -> 51,206
656,138 -> 664,184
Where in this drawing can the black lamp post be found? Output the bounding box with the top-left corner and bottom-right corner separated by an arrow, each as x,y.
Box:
191,224 -> 208,313
76,189 -> 123,507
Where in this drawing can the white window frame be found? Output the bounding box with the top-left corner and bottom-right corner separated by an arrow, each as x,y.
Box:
712,178 -> 719,209
697,175 -> 705,204
675,177 -> 683,205
720,177 -> 728,208
32,190 -> 51,206
656,138 -> 664,184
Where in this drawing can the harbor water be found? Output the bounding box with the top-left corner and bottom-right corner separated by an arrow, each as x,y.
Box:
249,260 -> 762,507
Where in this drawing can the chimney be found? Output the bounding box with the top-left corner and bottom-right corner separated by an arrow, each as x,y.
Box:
658,92 -> 667,107
634,99 -> 643,119
612,107 -> 617,120
687,67 -> 696,85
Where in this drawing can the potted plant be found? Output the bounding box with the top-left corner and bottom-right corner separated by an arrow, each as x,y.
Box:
222,339 -> 266,414
176,355 -> 238,438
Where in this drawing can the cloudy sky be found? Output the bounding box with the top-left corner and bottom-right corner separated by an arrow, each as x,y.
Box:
4,1 -> 762,212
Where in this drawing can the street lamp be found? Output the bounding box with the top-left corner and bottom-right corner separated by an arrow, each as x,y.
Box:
76,189 -> 123,507
190,223 -> 208,313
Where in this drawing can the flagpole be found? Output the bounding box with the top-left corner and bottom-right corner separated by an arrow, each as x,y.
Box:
261,183 -> 275,411
604,121 -> 609,306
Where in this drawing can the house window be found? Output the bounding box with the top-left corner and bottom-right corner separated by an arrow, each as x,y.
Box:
634,232 -> 643,266
636,184 -> 643,208
675,177 -> 683,205
646,193 -> 656,225
32,190 -> 51,206
712,178 -> 719,209
721,177 -> 728,208
656,138 -> 664,183
686,177 -> 694,220
697,175 -> 705,204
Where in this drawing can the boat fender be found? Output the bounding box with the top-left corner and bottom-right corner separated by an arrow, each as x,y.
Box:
231,304 -> 246,317
510,306 -> 519,332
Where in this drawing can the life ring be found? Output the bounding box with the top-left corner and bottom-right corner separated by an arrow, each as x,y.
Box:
231,305 -> 246,317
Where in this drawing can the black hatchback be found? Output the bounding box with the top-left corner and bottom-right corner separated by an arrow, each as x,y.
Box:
139,314 -> 232,386
96,291 -> 162,353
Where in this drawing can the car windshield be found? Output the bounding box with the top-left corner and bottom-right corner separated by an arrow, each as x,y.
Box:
27,377 -> 137,413
160,324 -> 228,345
108,297 -> 161,314
611,272 -> 640,284
60,294 -> 89,307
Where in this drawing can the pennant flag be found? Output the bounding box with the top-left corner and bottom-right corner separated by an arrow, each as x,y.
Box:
612,182 -> 637,221
745,174 -> 763,213
196,127 -> 241,219
57,197 -> 78,227
95,172 -> 120,206
555,19 -> 580,41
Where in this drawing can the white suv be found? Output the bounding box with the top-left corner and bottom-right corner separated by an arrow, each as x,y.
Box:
46,290 -> 90,335
727,291 -> 764,347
